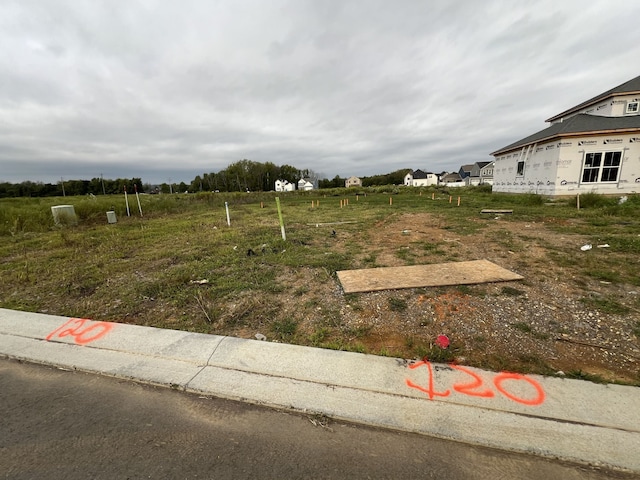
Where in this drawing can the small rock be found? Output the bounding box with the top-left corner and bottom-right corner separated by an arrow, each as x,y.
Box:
255,333 -> 266,341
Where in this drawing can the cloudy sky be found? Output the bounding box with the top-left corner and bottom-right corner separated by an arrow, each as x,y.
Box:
1,0 -> 640,185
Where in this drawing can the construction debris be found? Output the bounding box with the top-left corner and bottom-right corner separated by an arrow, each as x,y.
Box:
336,259 -> 523,294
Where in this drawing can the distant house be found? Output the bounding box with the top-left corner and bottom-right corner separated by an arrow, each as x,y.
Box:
466,161 -> 494,185
404,169 -> 438,187
441,172 -> 465,187
458,164 -> 474,179
298,178 -> 314,191
345,176 -> 362,188
275,179 -> 295,192
491,75 -> 640,195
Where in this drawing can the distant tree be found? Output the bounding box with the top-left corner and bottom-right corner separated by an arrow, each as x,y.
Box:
190,175 -> 203,193
278,164 -> 299,184
318,175 -> 344,189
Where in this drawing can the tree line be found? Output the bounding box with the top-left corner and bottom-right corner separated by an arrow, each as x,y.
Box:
186,159 -> 411,192
0,178 -> 144,198
0,159 -> 414,197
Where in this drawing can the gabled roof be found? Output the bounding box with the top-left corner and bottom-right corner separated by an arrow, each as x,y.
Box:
475,161 -> 491,169
491,114 -> 640,156
412,169 -> 432,179
546,75 -> 640,122
441,172 -> 462,182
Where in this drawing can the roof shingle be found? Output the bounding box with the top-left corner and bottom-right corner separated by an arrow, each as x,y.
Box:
491,114 -> 640,156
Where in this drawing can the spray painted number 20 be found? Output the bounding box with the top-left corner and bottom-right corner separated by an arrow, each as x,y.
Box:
406,361 -> 545,406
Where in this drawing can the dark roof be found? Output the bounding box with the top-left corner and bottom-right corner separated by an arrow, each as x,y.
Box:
412,169 -> 433,179
475,161 -> 491,169
491,114 -> 640,156
546,75 -> 640,122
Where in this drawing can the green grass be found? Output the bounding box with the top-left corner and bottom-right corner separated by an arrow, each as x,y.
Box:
564,370 -> 608,384
512,322 -> 532,333
579,296 -> 631,315
388,297 -> 408,312
271,319 -> 298,340
501,286 -> 526,296
2,187 -> 639,383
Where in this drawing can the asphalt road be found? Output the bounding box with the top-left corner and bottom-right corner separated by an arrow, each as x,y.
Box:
1,358 -> 636,480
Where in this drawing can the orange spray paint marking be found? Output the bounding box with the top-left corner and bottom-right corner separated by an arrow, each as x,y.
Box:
493,372 -> 546,406
405,361 -> 451,399
406,362 -> 546,406
46,318 -> 114,345
450,364 -> 495,398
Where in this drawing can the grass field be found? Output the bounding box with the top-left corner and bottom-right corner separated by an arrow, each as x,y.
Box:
2,186 -> 639,383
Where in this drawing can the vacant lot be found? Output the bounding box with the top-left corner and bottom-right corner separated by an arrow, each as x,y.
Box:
1,188 -> 639,384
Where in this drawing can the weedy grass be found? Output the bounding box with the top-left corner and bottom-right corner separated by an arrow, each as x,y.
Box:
579,295 -> 631,315
1,187 -> 639,376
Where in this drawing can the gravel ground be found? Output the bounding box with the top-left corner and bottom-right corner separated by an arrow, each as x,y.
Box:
287,212 -> 640,384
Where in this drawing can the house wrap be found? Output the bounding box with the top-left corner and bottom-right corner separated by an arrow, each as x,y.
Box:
490,75 -> 640,196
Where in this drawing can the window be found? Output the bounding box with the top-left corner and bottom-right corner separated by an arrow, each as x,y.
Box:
582,151 -> 621,183
516,161 -> 525,176
601,151 -> 622,181
626,101 -> 639,114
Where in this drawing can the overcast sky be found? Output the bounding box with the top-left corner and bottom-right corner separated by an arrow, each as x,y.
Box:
1,0 -> 639,185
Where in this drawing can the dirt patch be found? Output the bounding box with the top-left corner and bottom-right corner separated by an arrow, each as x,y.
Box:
272,212 -> 640,384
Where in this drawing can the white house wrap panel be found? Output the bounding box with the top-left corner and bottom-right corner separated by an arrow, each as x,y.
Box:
491,76 -> 640,196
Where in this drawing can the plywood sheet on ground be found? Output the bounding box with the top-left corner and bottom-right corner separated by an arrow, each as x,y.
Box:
480,209 -> 513,214
337,259 -> 523,294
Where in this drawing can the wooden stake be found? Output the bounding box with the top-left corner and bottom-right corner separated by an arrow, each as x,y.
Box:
389,197 -> 393,205
457,196 -> 461,206
432,192 -> 435,200
134,184 -> 143,217
275,197 -> 286,240
449,196 -> 452,204
124,186 -> 130,216
577,193 -> 580,210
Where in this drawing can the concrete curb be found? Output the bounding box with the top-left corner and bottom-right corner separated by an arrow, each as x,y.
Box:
1,308 -> 638,472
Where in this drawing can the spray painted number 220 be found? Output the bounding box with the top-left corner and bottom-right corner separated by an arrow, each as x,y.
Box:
46,318 -> 114,345
406,360 -> 545,406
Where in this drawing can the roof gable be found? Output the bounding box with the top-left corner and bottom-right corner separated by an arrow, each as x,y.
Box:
546,75 -> 640,122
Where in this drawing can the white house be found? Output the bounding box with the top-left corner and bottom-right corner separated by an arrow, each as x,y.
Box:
491,75 -> 640,196
298,178 -> 314,191
275,179 -> 295,192
441,172 -> 465,187
404,169 -> 438,187
345,176 -> 362,188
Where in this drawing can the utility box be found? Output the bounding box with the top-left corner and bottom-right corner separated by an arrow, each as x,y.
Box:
51,205 -> 78,226
106,211 -> 117,224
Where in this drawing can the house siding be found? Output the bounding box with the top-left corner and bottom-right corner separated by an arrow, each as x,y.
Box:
551,94 -> 640,123
493,135 -> 640,195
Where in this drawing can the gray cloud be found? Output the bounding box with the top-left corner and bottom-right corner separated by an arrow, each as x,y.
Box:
1,0 -> 639,185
